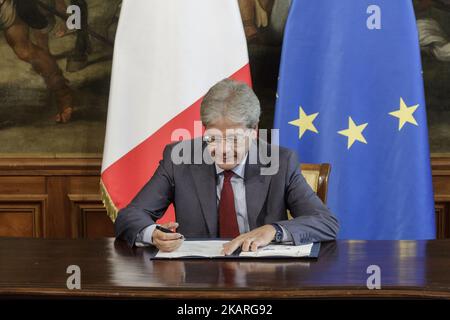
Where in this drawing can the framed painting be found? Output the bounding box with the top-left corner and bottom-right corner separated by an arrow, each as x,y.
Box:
1,0 -> 448,158
0,0 -> 121,157
244,0 -> 450,155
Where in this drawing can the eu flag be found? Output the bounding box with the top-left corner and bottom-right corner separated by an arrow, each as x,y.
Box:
274,0 -> 435,239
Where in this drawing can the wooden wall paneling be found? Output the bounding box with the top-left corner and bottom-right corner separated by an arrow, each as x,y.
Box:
68,194 -> 112,239
0,159 -> 106,239
435,203 -> 449,239
0,158 -> 102,176
431,155 -> 450,239
0,176 -> 46,194
0,156 -> 448,239
0,195 -> 47,238
46,177 -> 71,238
68,176 -> 102,194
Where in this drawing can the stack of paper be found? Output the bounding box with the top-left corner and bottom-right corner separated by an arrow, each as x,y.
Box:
153,241 -> 316,259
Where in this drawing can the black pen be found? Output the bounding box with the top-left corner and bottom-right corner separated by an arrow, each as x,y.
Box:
155,225 -> 184,240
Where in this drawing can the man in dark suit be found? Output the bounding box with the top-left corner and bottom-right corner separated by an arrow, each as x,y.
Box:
115,79 -> 339,254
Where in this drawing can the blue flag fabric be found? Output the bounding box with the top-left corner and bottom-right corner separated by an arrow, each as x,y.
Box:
274,0 -> 435,239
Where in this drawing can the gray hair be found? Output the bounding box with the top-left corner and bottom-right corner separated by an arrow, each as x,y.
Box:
200,79 -> 261,128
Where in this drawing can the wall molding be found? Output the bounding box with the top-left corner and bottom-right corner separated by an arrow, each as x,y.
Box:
68,194 -> 107,238
0,158 -> 101,176
0,195 -> 48,238
0,155 -> 448,238
0,155 -> 447,173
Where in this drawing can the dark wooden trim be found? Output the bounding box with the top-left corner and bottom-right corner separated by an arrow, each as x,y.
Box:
436,203 -> 450,239
318,163 -> 331,204
431,154 -> 450,176
0,195 -> 48,238
0,158 -> 102,176
0,155 -> 447,176
0,156 -> 448,238
300,163 -> 331,204
68,194 -> 105,239
1,287 -> 449,299
431,155 -> 450,238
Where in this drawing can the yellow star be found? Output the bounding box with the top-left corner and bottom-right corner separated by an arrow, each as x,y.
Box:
289,107 -> 319,139
338,117 -> 368,149
389,98 -> 419,130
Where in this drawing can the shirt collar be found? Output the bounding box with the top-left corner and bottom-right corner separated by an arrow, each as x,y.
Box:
215,153 -> 248,179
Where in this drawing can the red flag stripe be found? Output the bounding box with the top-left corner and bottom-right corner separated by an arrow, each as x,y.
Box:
101,63 -> 251,223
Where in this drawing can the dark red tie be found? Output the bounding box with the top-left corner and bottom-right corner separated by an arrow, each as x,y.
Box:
219,170 -> 240,238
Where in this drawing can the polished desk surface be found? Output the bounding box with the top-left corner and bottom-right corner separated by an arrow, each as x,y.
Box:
0,238 -> 449,299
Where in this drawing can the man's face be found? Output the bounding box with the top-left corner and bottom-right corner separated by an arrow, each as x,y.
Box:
204,118 -> 257,170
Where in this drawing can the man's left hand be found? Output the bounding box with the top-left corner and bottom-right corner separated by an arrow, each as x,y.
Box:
222,224 -> 276,256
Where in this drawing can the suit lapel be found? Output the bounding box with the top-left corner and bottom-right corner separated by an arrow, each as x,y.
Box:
189,145 -> 218,237
188,139 -> 272,235
245,141 -> 272,230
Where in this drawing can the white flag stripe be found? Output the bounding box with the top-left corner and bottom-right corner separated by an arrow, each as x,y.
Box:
102,0 -> 249,171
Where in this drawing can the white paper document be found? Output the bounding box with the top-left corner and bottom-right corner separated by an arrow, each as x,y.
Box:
239,243 -> 314,257
155,240 -> 228,258
154,241 -> 315,259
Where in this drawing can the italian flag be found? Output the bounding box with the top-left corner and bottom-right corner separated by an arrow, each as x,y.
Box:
101,0 -> 251,223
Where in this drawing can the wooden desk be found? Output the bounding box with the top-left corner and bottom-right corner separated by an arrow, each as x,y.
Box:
0,239 -> 449,299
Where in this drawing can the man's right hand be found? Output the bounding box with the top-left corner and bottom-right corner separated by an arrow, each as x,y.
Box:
152,222 -> 184,252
